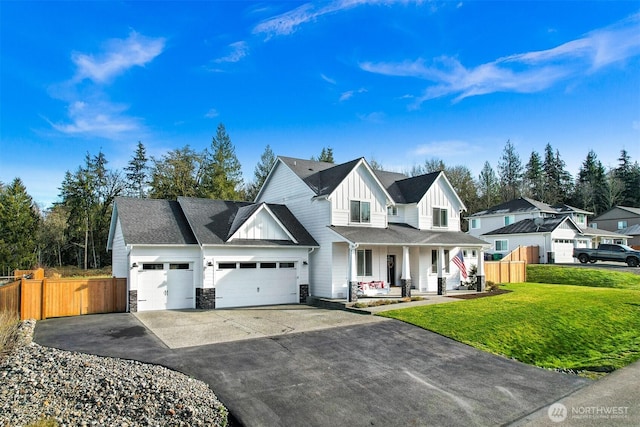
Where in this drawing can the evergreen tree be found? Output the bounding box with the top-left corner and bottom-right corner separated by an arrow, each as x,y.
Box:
149,146 -> 204,199
312,147 -> 334,163
615,149 -> 640,207
125,141 -> 149,198
38,205 -> 69,267
0,178 -> 40,272
574,150 -> 607,214
497,139 -> 523,202
201,123 -> 244,200
246,145 -> 276,201
542,144 -> 572,205
524,150 -> 544,200
477,161 -> 500,209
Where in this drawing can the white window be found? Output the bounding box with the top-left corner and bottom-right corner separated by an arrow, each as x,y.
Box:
431,249 -> 450,273
495,240 -> 508,251
576,214 -> 586,224
433,207 -> 448,227
387,206 -> 398,216
471,218 -> 480,229
357,249 -> 372,276
350,200 -> 371,223
504,215 -> 515,226
591,223 -> 598,229
618,221 -> 628,229
471,249 -> 477,258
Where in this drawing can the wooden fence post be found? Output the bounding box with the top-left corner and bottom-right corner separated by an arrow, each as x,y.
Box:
41,278 -> 47,320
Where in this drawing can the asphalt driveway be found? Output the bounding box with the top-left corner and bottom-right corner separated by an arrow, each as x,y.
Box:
34,310 -> 591,427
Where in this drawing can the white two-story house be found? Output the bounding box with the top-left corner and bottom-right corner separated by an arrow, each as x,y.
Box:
467,197 -> 627,264
257,157 -> 488,299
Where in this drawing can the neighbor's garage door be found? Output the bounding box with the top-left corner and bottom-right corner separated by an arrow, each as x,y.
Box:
137,262 -> 194,311
553,240 -> 575,263
215,261 -> 298,308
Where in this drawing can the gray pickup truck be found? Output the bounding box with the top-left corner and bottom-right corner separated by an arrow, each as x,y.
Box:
573,244 -> 640,267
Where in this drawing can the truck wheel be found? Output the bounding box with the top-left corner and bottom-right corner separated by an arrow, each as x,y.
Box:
589,259 -> 597,264
578,254 -> 589,264
627,257 -> 639,268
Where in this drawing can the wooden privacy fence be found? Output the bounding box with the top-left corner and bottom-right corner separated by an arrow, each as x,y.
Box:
0,280 -> 21,316
0,277 -> 127,320
484,260 -> 526,283
501,246 -> 539,264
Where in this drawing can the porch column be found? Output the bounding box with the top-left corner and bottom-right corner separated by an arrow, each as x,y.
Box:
348,244 -> 358,302
401,246 -> 411,298
476,248 -> 485,292
437,247 -> 446,295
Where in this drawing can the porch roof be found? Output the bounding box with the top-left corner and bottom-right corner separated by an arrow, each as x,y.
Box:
328,224 -> 489,247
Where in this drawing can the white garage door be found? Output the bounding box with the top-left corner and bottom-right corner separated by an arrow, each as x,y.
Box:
137,263 -> 194,311
215,261 -> 298,309
553,240 -> 575,263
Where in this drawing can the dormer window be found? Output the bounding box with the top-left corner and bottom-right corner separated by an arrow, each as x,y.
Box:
433,207 -> 448,227
350,200 -> 371,223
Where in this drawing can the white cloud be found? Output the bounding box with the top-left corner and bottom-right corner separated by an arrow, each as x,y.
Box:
360,13 -> 640,105
321,73 -> 337,84
49,100 -> 140,137
412,140 -> 478,158
72,31 -> 165,84
339,88 -> 367,101
253,0 -> 416,39
205,108 -> 219,118
214,41 -> 249,63
357,111 -> 385,122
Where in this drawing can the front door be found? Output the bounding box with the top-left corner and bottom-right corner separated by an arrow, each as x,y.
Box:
387,255 -> 396,286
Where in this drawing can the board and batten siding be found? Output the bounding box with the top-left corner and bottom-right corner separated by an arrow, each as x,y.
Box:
331,164 -> 388,228
230,208 -> 290,241
418,178 -> 462,231
111,218 -> 128,279
257,161 -> 334,298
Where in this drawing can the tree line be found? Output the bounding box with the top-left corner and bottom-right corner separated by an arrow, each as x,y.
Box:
1,125 -> 638,273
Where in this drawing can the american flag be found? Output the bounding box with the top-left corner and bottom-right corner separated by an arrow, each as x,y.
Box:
453,251 -> 467,279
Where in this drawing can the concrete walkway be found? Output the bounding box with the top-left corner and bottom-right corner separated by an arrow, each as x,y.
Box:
511,359 -> 640,426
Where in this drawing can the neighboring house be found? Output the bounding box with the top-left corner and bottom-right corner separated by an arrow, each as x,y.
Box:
107,197 -> 318,311
591,206 -> 640,247
256,157 -> 488,299
467,197 -> 627,263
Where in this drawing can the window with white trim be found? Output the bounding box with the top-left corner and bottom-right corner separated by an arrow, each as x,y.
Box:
350,200 -> 371,223
387,206 -> 398,216
431,249 -> 450,273
618,221 -> 628,229
470,218 -> 480,229
495,240 -> 508,251
504,215 -> 515,226
433,207 -> 448,227
357,249 -> 373,276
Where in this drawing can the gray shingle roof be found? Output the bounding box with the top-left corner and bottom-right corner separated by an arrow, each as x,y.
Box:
177,197 -> 318,247
114,197 -> 197,245
581,226 -> 631,238
329,224 -> 488,246
470,197 -> 557,217
280,156 -> 441,204
482,217 -> 572,236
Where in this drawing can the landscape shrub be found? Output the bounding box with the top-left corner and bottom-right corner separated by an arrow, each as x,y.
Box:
0,311 -> 20,362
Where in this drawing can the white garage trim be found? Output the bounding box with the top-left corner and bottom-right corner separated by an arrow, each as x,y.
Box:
215,260 -> 299,309
136,261 -> 195,311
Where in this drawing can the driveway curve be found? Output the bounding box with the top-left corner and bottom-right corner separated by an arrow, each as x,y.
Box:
34,310 -> 590,427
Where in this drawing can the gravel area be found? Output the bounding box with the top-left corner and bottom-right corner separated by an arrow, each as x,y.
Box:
1,320 -> 228,427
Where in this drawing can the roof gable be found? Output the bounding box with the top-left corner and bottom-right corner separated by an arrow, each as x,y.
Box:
177,197 -> 318,247
227,203 -> 297,243
470,197 -> 557,217
593,206 -> 640,221
109,197 -> 197,246
482,216 -> 580,236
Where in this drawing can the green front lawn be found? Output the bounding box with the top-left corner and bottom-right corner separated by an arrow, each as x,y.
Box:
379,283 -> 640,375
527,264 -> 640,290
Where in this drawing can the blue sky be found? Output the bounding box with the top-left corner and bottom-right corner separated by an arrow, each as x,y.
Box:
2,1 -> 639,209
